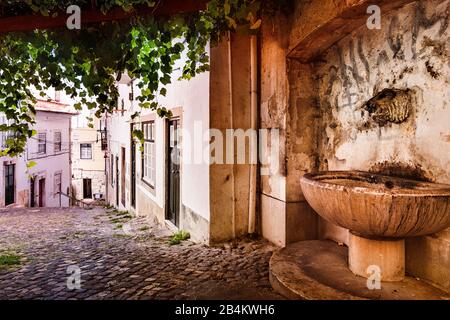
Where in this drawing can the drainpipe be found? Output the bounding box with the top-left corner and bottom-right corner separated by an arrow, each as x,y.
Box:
248,35 -> 258,235
227,32 -> 236,240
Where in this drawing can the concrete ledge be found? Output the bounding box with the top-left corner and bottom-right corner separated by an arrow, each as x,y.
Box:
270,240 -> 449,300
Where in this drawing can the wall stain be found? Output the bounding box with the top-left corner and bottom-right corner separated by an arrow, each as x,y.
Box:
349,40 -> 364,84
369,161 -> 432,182
376,50 -> 390,67
388,16 -> 405,60
425,60 -> 441,79
411,1 -> 450,59
357,35 -> 370,82
336,46 -> 353,110
441,133 -> 450,142
421,36 -> 447,59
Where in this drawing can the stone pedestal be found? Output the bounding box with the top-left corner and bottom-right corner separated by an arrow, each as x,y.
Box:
349,233 -> 405,282
269,240 -> 449,299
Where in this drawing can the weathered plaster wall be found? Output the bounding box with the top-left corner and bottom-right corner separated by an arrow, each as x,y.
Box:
260,11 -> 319,247
209,34 -> 254,244
72,118 -> 106,201
314,0 -> 450,291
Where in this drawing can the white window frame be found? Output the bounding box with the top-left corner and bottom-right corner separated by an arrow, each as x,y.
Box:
0,115 -> 15,148
54,131 -> 62,153
142,121 -> 156,188
80,143 -> 92,159
38,133 -> 46,154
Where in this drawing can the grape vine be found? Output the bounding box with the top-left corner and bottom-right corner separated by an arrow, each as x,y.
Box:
0,0 -> 289,157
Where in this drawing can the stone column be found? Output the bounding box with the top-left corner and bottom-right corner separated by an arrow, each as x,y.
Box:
349,233 -> 406,282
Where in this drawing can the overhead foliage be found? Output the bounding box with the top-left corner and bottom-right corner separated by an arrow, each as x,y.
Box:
0,0 -> 290,157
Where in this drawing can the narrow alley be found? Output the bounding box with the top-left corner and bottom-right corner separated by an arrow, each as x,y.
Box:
0,207 -> 283,300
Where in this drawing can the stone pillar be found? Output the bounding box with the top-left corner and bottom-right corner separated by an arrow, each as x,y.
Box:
349,233 -> 405,282
209,33 -> 255,244
259,12 -> 319,247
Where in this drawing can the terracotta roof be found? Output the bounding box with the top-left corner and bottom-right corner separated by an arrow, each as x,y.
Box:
35,99 -> 77,115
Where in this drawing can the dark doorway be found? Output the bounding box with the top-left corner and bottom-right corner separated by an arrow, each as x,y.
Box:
83,178 -> 92,199
115,155 -> 119,207
30,177 -> 35,207
38,178 -> 45,207
166,119 -> 180,226
4,164 -> 15,206
121,147 -> 126,206
130,124 -> 136,208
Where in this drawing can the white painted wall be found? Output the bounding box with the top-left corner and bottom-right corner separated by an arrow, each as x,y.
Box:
157,63 -> 211,221
0,110 -> 72,207
107,44 -> 211,223
71,118 -> 106,201
107,83 -> 133,211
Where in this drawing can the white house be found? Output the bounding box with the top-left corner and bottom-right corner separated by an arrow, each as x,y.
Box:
106,65 -> 211,242
71,113 -> 107,202
105,35 -> 260,245
0,99 -> 75,208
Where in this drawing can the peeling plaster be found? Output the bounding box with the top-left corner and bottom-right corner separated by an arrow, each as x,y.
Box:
315,0 -> 450,184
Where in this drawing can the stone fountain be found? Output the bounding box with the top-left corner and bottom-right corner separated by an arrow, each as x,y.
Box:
300,171 -> 450,281
269,170 -> 450,299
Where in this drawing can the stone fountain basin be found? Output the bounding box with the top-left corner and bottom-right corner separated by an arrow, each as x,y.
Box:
300,171 -> 450,238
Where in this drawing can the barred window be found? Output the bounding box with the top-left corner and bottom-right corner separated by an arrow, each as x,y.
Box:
142,121 -> 156,188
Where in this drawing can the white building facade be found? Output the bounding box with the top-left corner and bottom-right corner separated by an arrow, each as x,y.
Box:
71,114 -> 107,202
106,61 -> 211,243
0,100 -> 74,208
105,35 -> 259,245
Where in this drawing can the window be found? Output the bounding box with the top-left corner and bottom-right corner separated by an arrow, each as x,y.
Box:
142,121 -> 156,187
38,133 -> 46,154
0,115 -> 14,148
54,132 -> 62,153
54,172 -> 61,197
80,143 -> 92,159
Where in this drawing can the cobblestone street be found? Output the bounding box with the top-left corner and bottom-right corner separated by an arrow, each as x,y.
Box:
0,206 -> 284,300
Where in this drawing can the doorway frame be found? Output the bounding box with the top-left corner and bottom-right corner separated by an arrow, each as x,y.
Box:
38,178 -> 46,207
83,178 -> 92,199
130,123 -> 137,208
4,163 -> 15,206
115,155 -> 119,207
165,117 -> 181,227
121,147 -> 126,207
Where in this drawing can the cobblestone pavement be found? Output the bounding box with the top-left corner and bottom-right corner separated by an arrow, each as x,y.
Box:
0,206 -> 284,300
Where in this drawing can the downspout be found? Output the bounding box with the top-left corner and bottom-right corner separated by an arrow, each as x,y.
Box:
227,32 -> 236,240
248,35 -> 258,234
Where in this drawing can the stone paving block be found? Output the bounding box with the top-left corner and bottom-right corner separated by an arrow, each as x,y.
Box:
0,207 -> 283,300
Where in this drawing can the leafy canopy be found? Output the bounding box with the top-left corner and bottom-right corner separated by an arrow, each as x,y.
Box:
0,0 -> 288,157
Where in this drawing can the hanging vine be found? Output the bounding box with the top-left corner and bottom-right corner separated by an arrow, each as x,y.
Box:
0,0 -> 290,157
